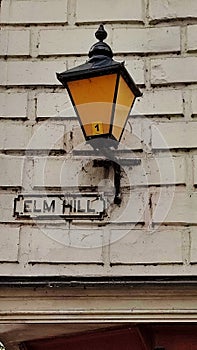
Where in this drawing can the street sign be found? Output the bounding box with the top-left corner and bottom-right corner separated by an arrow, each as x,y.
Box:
14,193 -> 106,220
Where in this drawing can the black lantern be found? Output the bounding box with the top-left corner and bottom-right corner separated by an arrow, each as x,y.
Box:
57,24 -> 142,146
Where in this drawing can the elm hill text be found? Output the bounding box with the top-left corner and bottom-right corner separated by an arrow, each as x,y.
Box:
14,194 -> 106,219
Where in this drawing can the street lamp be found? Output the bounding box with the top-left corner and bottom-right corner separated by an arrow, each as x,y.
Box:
57,24 -> 142,204
57,24 -> 142,146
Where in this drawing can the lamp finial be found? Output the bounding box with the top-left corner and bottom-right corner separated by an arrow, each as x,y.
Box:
88,24 -> 113,59
95,24 -> 107,42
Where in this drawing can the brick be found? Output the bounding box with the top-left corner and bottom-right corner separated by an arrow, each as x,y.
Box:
132,90 -> 183,116
120,122 -> 142,151
0,194 -> 16,223
190,228 -> 197,263
192,156 -> 197,185
0,156 -> 23,187
39,28 -> 95,56
192,90 -> 197,115
33,157 -> 114,189
0,30 -> 30,56
76,0 -> 143,23
27,227 -> 103,263
110,229 -> 182,264
0,93 -> 27,118
64,119 -> 88,153
149,0 -> 197,22
36,92 -> 74,118
113,27 -> 180,54
0,61 -> 7,85
152,190 -> 197,224
124,59 -> 145,86
151,57 -> 197,85
0,61 -> 67,86
132,118 -> 151,149
0,122 -> 65,151
0,123 -> 31,150
109,190 -> 148,224
0,0 -> 68,24
0,226 -> 19,262
67,57 -> 87,70
122,156 -> 185,186
187,25 -> 197,52
30,124 -> 65,151
152,122 -> 197,149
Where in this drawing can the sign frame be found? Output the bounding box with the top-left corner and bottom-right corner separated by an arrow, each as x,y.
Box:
14,193 -> 106,220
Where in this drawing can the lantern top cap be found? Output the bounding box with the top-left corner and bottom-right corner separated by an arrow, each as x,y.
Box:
88,24 -> 113,59
56,23 -> 142,98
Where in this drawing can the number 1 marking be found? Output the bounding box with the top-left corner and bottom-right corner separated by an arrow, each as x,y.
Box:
95,124 -> 100,132
92,122 -> 104,135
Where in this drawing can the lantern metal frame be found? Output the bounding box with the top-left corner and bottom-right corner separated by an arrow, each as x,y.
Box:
56,24 -> 142,205
57,24 -> 142,144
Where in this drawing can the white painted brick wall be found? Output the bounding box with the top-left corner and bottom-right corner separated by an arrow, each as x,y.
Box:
0,123 -> 31,150
122,156 -> 185,186
33,157 -> 114,189
0,226 -> 19,262
109,190 -> 148,224
0,194 -> 19,223
0,0 -> 68,24
190,228 -> 197,263
67,57 -> 89,70
0,30 -> 30,56
192,155 -> 197,186
149,0 -> 197,22
124,59 -> 145,86
36,92 -> 74,118
132,90 -> 183,116
30,124 -> 65,151
0,61 -> 67,86
0,123 -> 65,151
152,122 -> 197,149
0,0 -> 197,276
120,123 -> 143,151
187,25 -> 197,52
151,57 -> 197,85
110,229 -> 183,264
152,190 -> 197,224
191,90 -> 197,116
0,93 -> 27,118
0,156 -> 24,187
113,27 -> 180,54
76,0 -> 144,23
0,61 -> 7,85
27,227 -> 103,263
39,28 -> 96,56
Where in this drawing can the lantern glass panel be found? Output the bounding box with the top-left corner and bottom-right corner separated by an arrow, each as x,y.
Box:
112,76 -> 135,141
67,74 -> 117,138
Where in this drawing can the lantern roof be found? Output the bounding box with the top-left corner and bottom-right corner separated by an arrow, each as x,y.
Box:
57,24 -> 142,98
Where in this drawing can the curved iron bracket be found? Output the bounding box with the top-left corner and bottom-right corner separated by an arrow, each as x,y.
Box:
93,156 -> 141,205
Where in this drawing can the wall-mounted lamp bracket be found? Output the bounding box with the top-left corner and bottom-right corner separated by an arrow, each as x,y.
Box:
93,155 -> 141,205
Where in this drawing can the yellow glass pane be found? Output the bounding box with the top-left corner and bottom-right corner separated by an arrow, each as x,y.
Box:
77,104 -> 110,136
112,76 -> 135,141
67,74 -> 117,137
